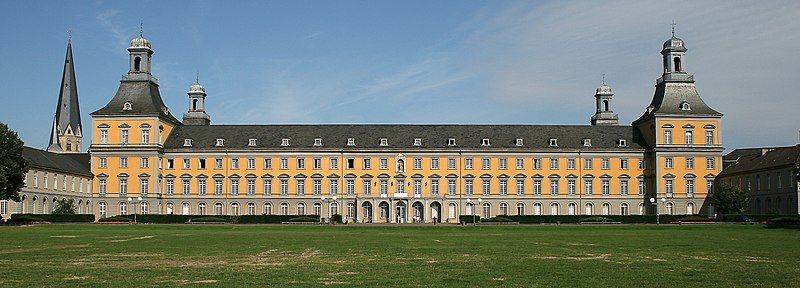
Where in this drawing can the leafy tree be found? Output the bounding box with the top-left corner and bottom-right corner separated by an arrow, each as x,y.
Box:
710,185 -> 750,215
0,123 -> 28,202
52,199 -> 76,215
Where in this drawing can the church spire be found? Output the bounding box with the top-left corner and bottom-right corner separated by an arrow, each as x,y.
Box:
48,38 -> 83,153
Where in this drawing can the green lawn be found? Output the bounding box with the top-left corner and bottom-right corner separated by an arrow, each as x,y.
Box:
0,224 -> 797,287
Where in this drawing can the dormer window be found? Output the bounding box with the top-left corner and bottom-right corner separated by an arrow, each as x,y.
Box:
215,139 -> 224,147
183,139 -> 193,147
281,139 -> 290,146
618,139 -> 628,147
123,102 -> 132,111
248,139 -> 257,146
549,138 -> 558,147
680,101 -> 691,110
448,138 -> 456,146
347,138 -> 355,146
482,139 -> 490,146
314,138 -> 322,146
515,139 -> 524,147
380,138 -> 388,147
413,138 -> 422,146
583,139 -> 592,147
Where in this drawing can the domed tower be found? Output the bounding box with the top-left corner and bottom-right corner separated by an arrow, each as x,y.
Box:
183,77 -> 211,125
128,28 -> 153,77
590,76 -> 619,126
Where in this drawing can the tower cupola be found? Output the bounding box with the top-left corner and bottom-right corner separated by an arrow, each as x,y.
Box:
182,76 -> 211,125
127,26 -> 153,76
590,76 -> 619,126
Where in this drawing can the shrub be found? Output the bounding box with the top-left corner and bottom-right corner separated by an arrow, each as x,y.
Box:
766,217 -> 800,224
236,215 -> 320,224
578,216 -> 614,223
330,214 -> 342,224
191,216 -> 227,223
286,216 -> 319,223
52,199 -> 76,215
674,215 -> 714,222
481,216 -> 514,223
99,215 -> 132,222
9,213 -> 94,223
459,215 -> 481,224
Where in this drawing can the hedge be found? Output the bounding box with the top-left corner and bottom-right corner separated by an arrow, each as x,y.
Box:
8,214 -> 95,223
99,215 -> 133,222
481,216 -> 514,223
235,215 -> 320,224
459,215 -> 481,224
500,214 -> 712,224
191,216 -> 227,222
578,216 -> 615,223
717,214 -> 796,222
101,214 -> 321,224
286,216 -> 319,223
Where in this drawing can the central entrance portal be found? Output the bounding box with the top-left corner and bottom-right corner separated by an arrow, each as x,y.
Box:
395,201 -> 407,223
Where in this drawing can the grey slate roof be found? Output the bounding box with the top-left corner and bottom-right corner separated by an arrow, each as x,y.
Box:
90,79 -> 180,124
23,146 -> 92,177
719,145 -> 800,177
48,40 -> 82,150
644,82 -> 721,117
164,124 -> 644,151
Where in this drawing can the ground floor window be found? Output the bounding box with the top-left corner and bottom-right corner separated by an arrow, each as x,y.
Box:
448,203 -> 456,219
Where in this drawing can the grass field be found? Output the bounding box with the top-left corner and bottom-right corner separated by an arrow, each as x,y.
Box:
0,224 -> 798,287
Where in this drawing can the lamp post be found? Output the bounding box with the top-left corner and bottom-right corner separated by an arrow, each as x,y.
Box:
320,196 -> 327,224
466,198 -> 474,224
650,197 -> 666,225
127,196 -> 142,224
477,198 -> 483,224
332,195 -> 338,224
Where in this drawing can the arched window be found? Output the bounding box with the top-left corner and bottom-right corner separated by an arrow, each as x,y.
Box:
281,203 -> 289,215
517,203 -> 525,215
265,202 -> 273,215
120,202 -> 127,215
621,203 -> 629,215
483,203 -> 491,218
568,203 -> 576,215
534,203 -> 542,215
248,203 -> 256,215
585,203 -> 593,215
602,203 -> 610,215
550,203 -> 559,215
199,203 -> 206,215
673,57 -> 681,72
192,99 -> 198,110
666,203 -> 674,215
66,141 -> 72,151
347,203 -> 354,219
231,203 -> 239,216
166,202 -> 174,214
448,203 -> 456,219
639,203 -> 644,215
314,203 -> 321,216
214,203 -> 223,215
134,57 -> 141,71
140,201 -> 148,214
297,203 -> 305,215
686,203 -> 694,215
99,202 -> 107,218
329,202 -> 338,216
602,100 -> 609,111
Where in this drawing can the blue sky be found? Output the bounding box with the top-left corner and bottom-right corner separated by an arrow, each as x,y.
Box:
1,0 -> 798,152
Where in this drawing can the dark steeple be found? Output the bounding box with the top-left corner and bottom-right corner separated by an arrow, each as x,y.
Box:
48,39 -> 83,153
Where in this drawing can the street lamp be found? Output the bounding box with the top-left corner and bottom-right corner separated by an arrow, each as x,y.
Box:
466,198 -> 474,224
320,196 -> 327,224
477,198 -> 483,224
332,195 -> 338,223
127,196 -> 142,224
649,197 -> 666,225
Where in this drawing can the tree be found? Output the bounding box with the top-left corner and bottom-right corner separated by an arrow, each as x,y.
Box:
0,123 -> 28,202
710,185 -> 750,215
52,199 -> 76,214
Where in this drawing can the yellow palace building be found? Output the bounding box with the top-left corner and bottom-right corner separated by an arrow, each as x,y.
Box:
13,30 -> 724,223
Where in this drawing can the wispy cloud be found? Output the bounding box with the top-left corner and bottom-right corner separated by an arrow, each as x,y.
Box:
95,9 -> 131,54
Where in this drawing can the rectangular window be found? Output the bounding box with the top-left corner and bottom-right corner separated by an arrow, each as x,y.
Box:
280,158 -> 288,169
296,179 -> 305,195
707,179 -> 714,193
380,158 -> 388,170
120,129 -> 129,144
264,158 -> 272,169
638,160 -> 645,170
330,179 -> 338,195
330,158 -> 339,169
363,158 -> 371,169
231,158 -> 239,169
198,179 -> 207,195
482,158 -> 491,170
620,158 -> 628,170
140,178 -> 149,194
465,158 -> 473,169
664,129 -> 673,144
665,179 -> 674,195
430,158 -> 439,170
706,157 -> 715,169
264,179 -> 273,195
313,180 -> 321,195
380,180 -> 388,195
638,179 -> 645,195
363,180 -> 372,195
482,179 -> 491,195
533,179 -> 542,195
347,158 -> 355,169
166,179 -> 174,195
448,158 -> 456,170
665,157 -> 674,169
297,158 -> 305,169
248,158 -> 256,169
140,157 -> 149,168
100,129 -> 108,144
98,179 -> 107,194
686,179 -> 695,196
685,157 -> 694,169
516,179 -> 525,195
413,180 -> 422,196
99,157 -> 107,168
119,179 -> 128,195
584,159 -> 593,170
413,158 -> 422,170
280,180 -> 289,195
447,179 -> 456,195
182,179 -> 190,195
499,158 -> 508,170
705,130 -> 714,145
549,179 -> 559,195
601,158 -> 610,170
347,179 -> 355,195
396,180 -> 404,193
549,158 -> 558,170
214,179 -> 223,195
602,179 -> 610,195
465,179 -> 474,195
215,158 -> 223,169
584,179 -> 593,195
120,157 -> 128,168
248,179 -> 256,195
620,180 -> 629,195
231,179 -> 240,195
431,179 -> 439,195
567,179 -> 576,195
685,130 -> 693,145
199,158 -> 206,169
141,129 -> 150,143
567,158 -> 576,170
534,158 -> 543,170
183,159 -> 190,169
516,158 -> 524,169
499,179 -> 508,195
